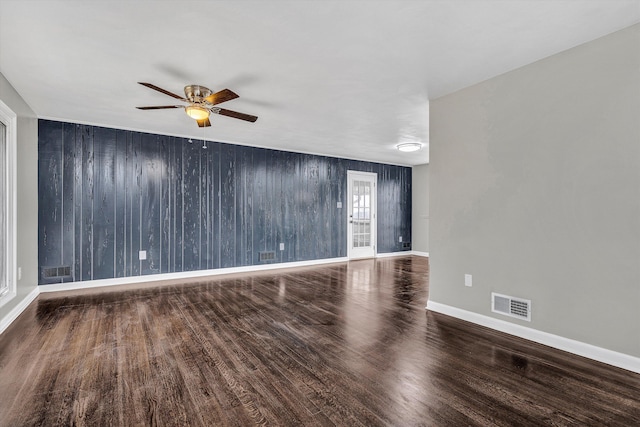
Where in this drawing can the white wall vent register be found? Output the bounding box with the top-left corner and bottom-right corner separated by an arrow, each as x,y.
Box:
492,292 -> 531,322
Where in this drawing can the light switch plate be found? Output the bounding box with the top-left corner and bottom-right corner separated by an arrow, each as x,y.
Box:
465,274 -> 472,287
337,201 -> 342,209
139,250 -> 147,260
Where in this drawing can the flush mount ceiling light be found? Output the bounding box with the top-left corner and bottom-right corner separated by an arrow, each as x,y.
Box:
185,105 -> 210,121
396,142 -> 422,152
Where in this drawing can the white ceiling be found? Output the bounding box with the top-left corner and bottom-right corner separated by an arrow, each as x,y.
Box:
1,1 -> 639,166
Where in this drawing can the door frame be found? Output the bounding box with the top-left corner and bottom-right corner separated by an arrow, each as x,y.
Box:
346,170 -> 377,260
0,100 -> 17,308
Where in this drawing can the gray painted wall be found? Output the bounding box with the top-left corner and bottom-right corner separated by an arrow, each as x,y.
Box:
429,24 -> 640,357
0,72 -> 38,321
412,163 -> 429,253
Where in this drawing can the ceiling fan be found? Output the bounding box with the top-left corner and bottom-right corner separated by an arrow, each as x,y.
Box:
136,82 -> 258,127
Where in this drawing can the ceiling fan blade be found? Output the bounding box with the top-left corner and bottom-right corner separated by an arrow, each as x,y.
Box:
205,89 -> 239,106
197,118 -> 211,127
138,82 -> 187,101
215,108 -> 258,122
136,105 -> 183,110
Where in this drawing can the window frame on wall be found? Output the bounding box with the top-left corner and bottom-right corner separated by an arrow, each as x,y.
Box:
0,99 -> 17,308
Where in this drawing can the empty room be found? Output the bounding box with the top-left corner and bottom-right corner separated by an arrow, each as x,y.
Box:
0,1 -> 639,425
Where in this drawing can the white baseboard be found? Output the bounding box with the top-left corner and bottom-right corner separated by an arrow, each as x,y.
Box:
0,287 -> 40,335
39,257 -> 350,293
426,300 -> 640,374
375,251 -> 428,258
411,251 -> 429,257
375,251 -> 413,258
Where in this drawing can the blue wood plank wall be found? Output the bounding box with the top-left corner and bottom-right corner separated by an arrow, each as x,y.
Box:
38,119 -> 412,284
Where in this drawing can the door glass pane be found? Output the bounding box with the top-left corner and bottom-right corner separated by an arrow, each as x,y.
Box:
351,179 -> 371,249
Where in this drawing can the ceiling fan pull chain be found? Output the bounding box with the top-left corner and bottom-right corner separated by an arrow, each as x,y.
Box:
202,126 -> 207,149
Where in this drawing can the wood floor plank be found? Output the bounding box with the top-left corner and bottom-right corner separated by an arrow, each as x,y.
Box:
1,256 -> 639,426
176,298 -> 324,426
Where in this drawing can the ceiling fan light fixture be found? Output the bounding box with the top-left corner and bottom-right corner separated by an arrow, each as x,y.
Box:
137,82 -> 256,127
396,142 -> 422,152
185,105 -> 210,121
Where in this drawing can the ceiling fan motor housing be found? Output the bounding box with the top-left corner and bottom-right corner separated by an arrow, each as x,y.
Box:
184,85 -> 212,103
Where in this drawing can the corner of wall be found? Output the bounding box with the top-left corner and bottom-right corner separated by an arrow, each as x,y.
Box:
411,163 -> 429,253
0,72 -> 39,327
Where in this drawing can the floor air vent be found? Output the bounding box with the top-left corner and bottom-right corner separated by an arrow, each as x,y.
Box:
492,292 -> 531,321
42,266 -> 72,279
259,251 -> 276,262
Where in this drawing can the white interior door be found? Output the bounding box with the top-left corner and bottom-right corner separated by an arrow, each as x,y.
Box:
347,171 -> 377,259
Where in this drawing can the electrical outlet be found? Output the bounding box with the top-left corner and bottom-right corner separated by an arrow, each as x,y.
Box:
399,236 -> 403,242
279,243 -> 285,251
139,250 -> 147,260
465,274 -> 472,287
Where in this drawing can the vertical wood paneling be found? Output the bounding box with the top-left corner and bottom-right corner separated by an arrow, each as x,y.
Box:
182,140 -> 200,271
403,166 -> 412,246
305,155 -> 317,261
38,121 -> 63,282
238,146 -> 253,266
281,151 -> 296,262
379,164 -> 397,253
272,150 -> 285,263
208,141 -> 219,270
233,145 -> 244,267
37,119 -> 411,285
81,125 -> 94,280
295,153 -> 304,260
61,124 -> 75,282
200,141 -> 210,269
330,157 -> 345,257
318,158 -> 331,259
92,126 -> 116,280
219,144 -> 236,268
73,125 -> 83,280
140,133 -> 161,275
172,138 -> 184,272
252,147 -> 266,262
265,148 -> 276,257
159,136 -> 171,274
114,130 -> 127,278
129,131 -> 141,277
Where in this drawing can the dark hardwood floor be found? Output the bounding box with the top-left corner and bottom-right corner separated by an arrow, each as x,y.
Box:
0,256 -> 638,426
